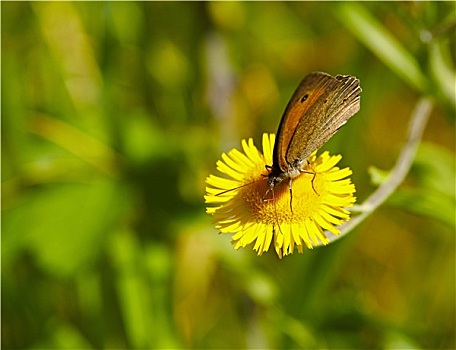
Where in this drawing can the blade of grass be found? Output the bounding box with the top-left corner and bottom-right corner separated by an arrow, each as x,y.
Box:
429,40 -> 456,108
337,3 -> 427,92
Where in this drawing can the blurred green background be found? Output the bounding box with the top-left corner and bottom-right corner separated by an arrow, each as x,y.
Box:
2,2 -> 455,349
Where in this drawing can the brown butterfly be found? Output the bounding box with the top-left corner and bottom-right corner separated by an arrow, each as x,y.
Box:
267,72 -> 361,192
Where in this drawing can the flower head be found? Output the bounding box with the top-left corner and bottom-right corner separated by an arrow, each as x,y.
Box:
205,134 -> 356,258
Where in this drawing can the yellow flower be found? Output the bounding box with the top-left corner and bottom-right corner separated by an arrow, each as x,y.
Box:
205,133 -> 356,259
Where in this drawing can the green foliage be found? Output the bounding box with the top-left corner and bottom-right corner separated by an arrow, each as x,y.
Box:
338,3 -> 427,93
390,143 -> 455,227
2,2 -> 455,349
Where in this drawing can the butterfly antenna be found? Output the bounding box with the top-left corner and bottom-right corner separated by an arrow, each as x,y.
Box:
214,177 -> 265,196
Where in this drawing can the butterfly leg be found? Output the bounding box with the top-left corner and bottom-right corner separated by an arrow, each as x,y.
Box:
271,187 -> 285,237
288,178 -> 294,214
311,172 -> 319,196
299,168 -> 319,196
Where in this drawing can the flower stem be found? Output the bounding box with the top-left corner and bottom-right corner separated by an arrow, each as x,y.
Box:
327,97 -> 434,242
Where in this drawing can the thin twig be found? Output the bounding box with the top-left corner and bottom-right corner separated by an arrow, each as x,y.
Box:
327,97 -> 434,242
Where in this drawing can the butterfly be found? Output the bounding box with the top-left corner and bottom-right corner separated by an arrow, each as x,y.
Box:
267,71 -> 361,194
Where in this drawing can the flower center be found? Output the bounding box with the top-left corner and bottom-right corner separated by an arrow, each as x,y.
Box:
240,170 -> 325,225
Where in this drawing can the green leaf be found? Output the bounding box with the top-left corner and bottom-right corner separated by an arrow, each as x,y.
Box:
368,166 -> 390,186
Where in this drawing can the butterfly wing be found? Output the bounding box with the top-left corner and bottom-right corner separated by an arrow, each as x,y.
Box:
273,72 -> 336,172
273,72 -> 361,170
